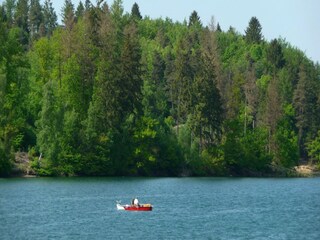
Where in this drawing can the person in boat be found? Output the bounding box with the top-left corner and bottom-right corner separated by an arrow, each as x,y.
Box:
133,198 -> 139,206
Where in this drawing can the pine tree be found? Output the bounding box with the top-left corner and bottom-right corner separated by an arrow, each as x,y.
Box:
62,0 -> 75,28
293,62 -> 318,158
173,37 -> 193,127
216,22 -> 222,32
188,10 -> 202,28
4,0 -> 15,26
29,0 -> 43,39
111,0 -> 124,34
192,51 -> 223,150
120,22 -> 143,117
84,0 -> 91,11
267,39 -> 285,71
43,0 -> 57,37
131,2 -> 142,20
143,51 -> 168,120
76,1 -> 85,20
14,0 -> 29,46
245,16 -> 263,44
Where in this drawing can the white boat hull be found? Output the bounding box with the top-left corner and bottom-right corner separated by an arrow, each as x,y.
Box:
116,203 -> 125,210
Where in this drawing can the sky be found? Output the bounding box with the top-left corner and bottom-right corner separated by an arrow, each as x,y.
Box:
4,0 -> 319,62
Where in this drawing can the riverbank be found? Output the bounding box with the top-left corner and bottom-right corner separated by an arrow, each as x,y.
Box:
9,152 -> 320,178
294,164 -> 320,177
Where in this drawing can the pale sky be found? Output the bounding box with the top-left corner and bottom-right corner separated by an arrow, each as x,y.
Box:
4,0 -> 320,63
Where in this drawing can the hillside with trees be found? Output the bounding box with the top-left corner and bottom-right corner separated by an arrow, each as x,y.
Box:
1,0 -> 319,177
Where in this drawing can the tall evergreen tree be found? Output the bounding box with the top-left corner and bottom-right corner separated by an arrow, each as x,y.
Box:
119,22 -> 143,118
143,51 -> 168,120
62,0 -> 75,28
4,0 -> 15,26
14,0 -> 29,46
84,0 -> 91,10
75,1 -> 85,20
267,39 -> 285,71
188,10 -> 202,27
216,22 -> 222,32
43,0 -> 57,37
110,0 -> 124,35
245,16 -> 263,44
29,0 -> 43,39
293,62 -> 318,158
131,2 -> 142,20
192,51 -> 223,150
172,36 -> 193,128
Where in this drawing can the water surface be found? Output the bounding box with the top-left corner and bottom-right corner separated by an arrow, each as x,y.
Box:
0,177 -> 319,239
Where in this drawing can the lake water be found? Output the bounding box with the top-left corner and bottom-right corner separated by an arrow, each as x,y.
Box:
0,177 -> 319,239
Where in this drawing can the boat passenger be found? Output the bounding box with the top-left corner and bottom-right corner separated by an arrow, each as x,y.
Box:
133,198 -> 139,206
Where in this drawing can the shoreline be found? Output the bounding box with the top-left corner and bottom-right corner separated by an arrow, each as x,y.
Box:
10,167 -> 320,179
294,164 -> 320,177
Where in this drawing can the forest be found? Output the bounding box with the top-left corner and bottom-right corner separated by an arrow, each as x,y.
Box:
0,0 -> 320,177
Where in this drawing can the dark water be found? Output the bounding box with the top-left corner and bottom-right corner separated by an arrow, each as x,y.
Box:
0,177 -> 319,240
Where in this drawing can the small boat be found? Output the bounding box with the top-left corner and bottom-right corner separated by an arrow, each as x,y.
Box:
116,201 -> 153,211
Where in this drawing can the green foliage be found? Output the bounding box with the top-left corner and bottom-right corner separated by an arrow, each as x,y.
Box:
131,2 -> 142,20
0,146 -> 12,176
62,0 -> 74,26
306,131 -> 320,164
0,0 -> 319,177
36,80 -> 61,166
43,0 -> 57,37
245,16 -> 263,44
257,74 -> 271,91
224,120 -> 272,175
275,104 -> 299,167
267,39 -> 285,71
188,10 -> 202,28
249,44 -> 263,62
29,0 -> 43,39
133,116 -> 159,175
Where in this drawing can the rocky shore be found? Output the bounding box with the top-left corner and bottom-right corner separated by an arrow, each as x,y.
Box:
12,152 -> 36,177
294,164 -> 320,177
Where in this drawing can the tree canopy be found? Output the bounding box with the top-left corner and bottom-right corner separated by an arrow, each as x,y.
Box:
0,1 -> 319,177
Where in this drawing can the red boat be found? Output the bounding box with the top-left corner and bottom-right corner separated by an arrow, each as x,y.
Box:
116,201 -> 153,211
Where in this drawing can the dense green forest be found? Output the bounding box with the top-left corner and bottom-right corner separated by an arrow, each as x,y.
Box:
1,0 -> 320,177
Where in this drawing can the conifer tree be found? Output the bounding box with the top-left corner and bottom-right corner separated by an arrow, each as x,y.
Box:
29,0 -> 43,39
245,16 -> 263,44
62,0 -> 75,28
4,0 -> 15,26
188,10 -> 202,27
131,2 -> 142,20
85,0 -> 91,10
76,1 -> 85,20
216,22 -> 222,32
293,62 -> 318,158
43,0 -> 57,37
267,39 -> 285,71
14,0 -> 29,45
